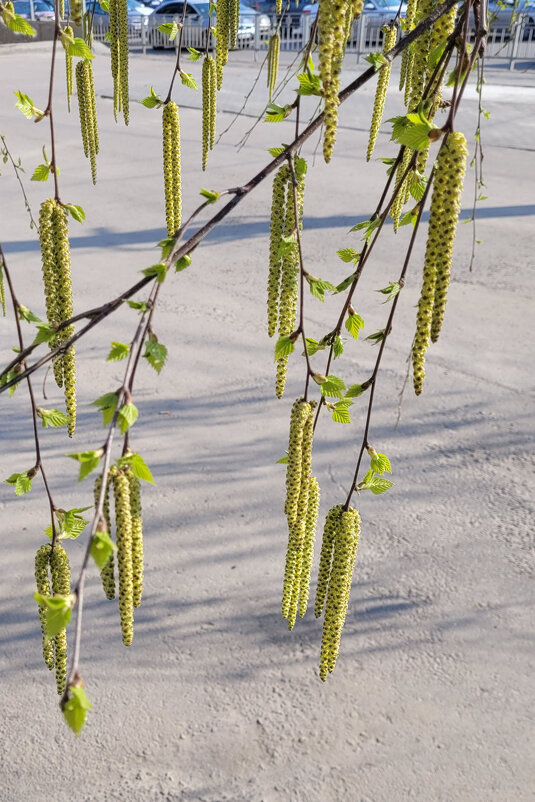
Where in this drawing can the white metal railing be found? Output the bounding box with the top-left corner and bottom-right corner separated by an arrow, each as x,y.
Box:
88,11 -> 535,70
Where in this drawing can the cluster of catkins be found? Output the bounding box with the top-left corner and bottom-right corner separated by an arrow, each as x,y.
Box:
267,162 -> 305,398
202,55 -> 217,171
39,199 -> 76,436
266,32 -> 280,102
391,0 -> 458,228
282,398 -> 319,630
94,466 -> 144,646
318,0 -> 363,162
366,23 -> 397,162
315,505 -> 360,680
215,0 -> 240,89
109,0 -> 129,124
34,543 -> 71,694
412,130 -> 467,394
162,101 -> 182,236
75,58 -> 99,184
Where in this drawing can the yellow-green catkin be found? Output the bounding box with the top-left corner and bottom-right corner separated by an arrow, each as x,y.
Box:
318,0 -> 346,162
430,131 -> 467,343
0,257 -> 6,316
118,0 -> 129,124
75,58 -> 99,184
412,132 -> 467,392
109,0 -> 120,120
162,101 -> 182,236
94,474 -> 116,600
344,0 -> 363,43
202,56 -> 216,170
35,544 -> 54,670
64,25 -> 74,111
275,167 -> 304,398
284,399 -> 311,529
39,199 -> 60,356
50,544 -> 71,695
390,147 -> 412,231
267,33 -> 280,102
275,0 -> 281,11
406,0 -> 434,111
427,5 -> 458,104
229,0 -> 239,49
319,507 -> 360,681
112,468 -> 134,646
126,467 -> 144,608
267,165 -> 289,337
314,504 -> 342,618
216,0 -> 229,90
366,23 -> 397,162
51,201 -> 76,436
298,475 -> 320,618
71,0 -> 82,26
399,0 -> 417,92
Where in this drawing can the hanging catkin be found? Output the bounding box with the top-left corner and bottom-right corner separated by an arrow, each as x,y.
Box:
318,0 -> 346,162
314,504 -> 342,618
412,131 -> 467,394
75,58 -> 99,184
34,544 -> 55,670
275,165 -> 305,398
216,0 -> 229,90
366,23 -> 397,162
94,474 -> 116,600
267,165 -> 289,337
267,33 -> 280,102
64,25 -> 74,111
430,131 -> 467,342
109,0 -> 129,124
229,0 -> 239,49
126,467 -> 144,608
71,0 -> 82,26
162,101 -> 182,236
50,543 -> 71,695
319,506 -> 360,680
298,476 -> 320,618
202,56 -> 217,170
112,467 -> 134,646
399,0 -> 417,92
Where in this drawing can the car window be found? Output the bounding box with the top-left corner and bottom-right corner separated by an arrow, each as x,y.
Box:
157,3 -> 184,13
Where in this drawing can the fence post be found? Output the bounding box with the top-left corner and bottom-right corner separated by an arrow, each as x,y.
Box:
355,13 -> 364,63
509,14 -> 523,70
29,0 -> 35,20
141,16 -> 146,55
254,14 -> 261,55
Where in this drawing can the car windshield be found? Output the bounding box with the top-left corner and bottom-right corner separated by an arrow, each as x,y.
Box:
190,2 -> 211,12
14,1 -> 51,9
373,0 -> 401,6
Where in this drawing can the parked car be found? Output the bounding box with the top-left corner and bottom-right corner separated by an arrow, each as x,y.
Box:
148,1 -> 270,49
12,0 -> 55,20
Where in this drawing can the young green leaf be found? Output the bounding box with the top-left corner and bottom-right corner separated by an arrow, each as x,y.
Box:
365,51 -> 388,71
175,254 -> 192,272
333,336 -> 344,359
267,146 -> 286,158
200,188 -> 219,203
118,452 -> 155,483
140,86 -> 164,109
345,383 -> 368,398
335,272 -> 357,294
158,235 -> 176,259
336,248 -> 360,263
295,156 -> 307,179
399,208 -> 418,227
18,305 -> 41,323
332,405 -> 351,424
376,282 -> 400,303
296,72 -> 322,96
107,342 -> 130,362
67,450 -> 103,482
319,375 -> 346,398
365,329 -> 385,345
264,103 -> 293,123
90,530 -> 117,571
410,171 -> 426,202
345,311 -> 364,340
142,263 -> 167,282
143,337 -> 168,374
187,47 -> 202,61
368,476 -> 394,495
307,277 -> 336,302
0,367 -> 22,396
31,163 -> 50,182
5,471 -> 32,496
369,451 -> 392,475
303,337 -> 326,357
117,402 -> 138,434
14,91 -> 44,121
349,217 -> 381,240
180,70 -> 198,90
157,21 -> 179,40
6,14 -> 36,36
32,322 -> 56,345
44,507 -> 90,540
276,233 -> 296,259
276,454 -> 289,464
67,38 -> 94,59
33,593 -> 74,639
62,684 -> 92,735
274,334 -> 295,361
127,300 -> 149,313
63,203 -> 85,223
91,392 -> 118,427
37,407 -> 71,428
